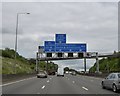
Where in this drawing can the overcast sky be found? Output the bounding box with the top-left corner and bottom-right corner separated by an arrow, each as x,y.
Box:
2,2 -> 118,71
1,0 -> 119,2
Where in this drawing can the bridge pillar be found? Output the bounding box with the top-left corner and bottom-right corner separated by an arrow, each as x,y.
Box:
96,52 -> 99,73
84,58 -> 87,73
36,52 -> 39,73
46,61 -> 48,73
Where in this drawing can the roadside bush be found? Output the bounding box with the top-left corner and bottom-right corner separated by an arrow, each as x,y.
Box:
2,48 -> 15,58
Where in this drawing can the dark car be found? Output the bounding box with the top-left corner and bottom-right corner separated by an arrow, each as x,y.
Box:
71,71 -> 76,76
37,71 -> 47,78
48,70 -> 56,75
101,73 -> 120,92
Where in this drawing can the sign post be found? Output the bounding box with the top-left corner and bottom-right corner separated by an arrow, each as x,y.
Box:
36,52 -> 38,73
96,52 -> 99,73
84,58 -> 86,73
46,61 -> 48,73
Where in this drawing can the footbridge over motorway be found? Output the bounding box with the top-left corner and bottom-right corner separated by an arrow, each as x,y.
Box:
36,52 -> 120,73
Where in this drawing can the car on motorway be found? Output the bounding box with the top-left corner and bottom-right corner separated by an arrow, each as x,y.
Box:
48,70 -> 56,75
65,71 -> 69,74
71,71 -> 76,76
37,70 -> 47,78
101,73 -> 120,92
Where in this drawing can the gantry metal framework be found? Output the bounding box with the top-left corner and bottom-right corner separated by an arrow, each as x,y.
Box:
36,51 -> 120,73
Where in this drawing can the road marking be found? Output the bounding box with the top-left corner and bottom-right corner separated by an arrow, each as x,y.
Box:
1,77 -> 36,87
82,87 -> 88,91
72,81 -> 75,83
86,76 -> 101,80
47,80 -> 49,83
90,80 -> 93,82
37,93 -> 40,94
41,85 -> 45,89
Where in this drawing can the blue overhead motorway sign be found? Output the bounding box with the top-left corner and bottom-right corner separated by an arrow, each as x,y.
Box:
44,41 -> 55,52
55,43 -> 86,52
38,46 -> 44,53
41,34 -> 87,53
56,34 -> 66,44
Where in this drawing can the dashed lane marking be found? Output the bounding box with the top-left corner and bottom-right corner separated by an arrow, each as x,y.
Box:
47,80 -> 50,83
90,80 -> 94,82
82,87 -> 88,91
37,93 -> 40,94
41,85 -> 45,89
72,81 -> 75,83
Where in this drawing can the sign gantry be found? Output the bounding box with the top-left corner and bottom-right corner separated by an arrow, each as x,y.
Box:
36,34 -> 100,74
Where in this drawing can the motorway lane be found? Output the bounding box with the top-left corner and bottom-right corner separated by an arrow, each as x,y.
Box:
2,75 -> 119,94
66,75 -> 119,94
2,76 -> 49,94
46,75 -> 88,94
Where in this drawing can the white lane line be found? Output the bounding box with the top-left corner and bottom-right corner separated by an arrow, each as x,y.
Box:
72,81 -> 75,83
87,76 -> 101,80
41,85 -> 45,89
47,80 -> 50,83
37,93 -> 40,94
82,87 -> 88,91
1,77 -> 36,87
90,80 -> 93,82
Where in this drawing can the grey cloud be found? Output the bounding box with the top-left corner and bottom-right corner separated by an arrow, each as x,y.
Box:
2,0 -> 119,2
118,2 -> 120,51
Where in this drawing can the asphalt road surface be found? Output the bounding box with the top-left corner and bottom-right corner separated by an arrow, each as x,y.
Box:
2,74 -> 120,94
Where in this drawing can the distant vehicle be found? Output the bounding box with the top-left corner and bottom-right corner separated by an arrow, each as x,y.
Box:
47,70 -> 56,75
71,71 -> 76,76
101,73 -> 120,92
37,70 -> 47,78
69,71 -> 72,74
57,68 -> 64,77
65,71 -> 69,74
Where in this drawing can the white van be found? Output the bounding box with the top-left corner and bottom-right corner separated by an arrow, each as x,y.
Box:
57,68 -> 64,77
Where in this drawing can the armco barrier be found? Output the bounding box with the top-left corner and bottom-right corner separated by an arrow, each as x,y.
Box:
2,73 -> 37,83
79,73 -> 110,78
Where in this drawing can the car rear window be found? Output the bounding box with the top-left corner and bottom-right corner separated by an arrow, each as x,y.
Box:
118,74 -> 120,78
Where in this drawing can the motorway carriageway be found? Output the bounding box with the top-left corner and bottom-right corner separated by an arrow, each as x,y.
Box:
1,74 -> 120,94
